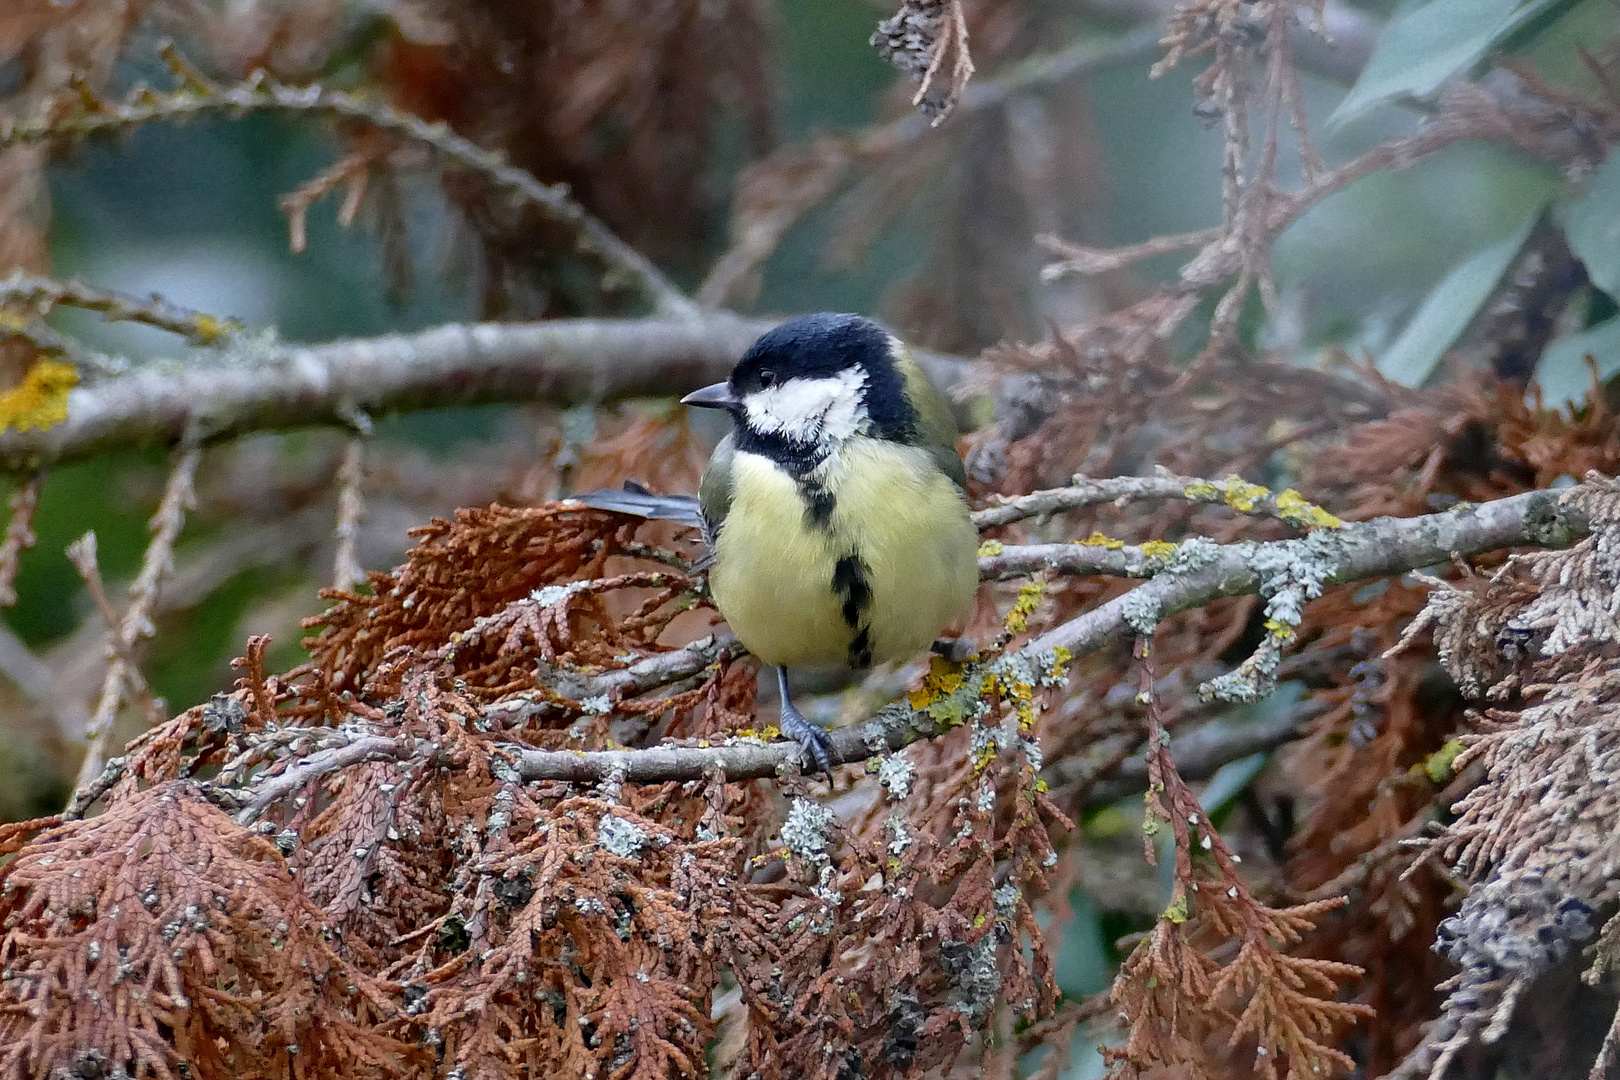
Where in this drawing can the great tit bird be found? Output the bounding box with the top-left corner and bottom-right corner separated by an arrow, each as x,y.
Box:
581,313 -> 979,773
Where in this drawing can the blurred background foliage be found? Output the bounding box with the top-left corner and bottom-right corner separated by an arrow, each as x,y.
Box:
2,0 -> 1619,1074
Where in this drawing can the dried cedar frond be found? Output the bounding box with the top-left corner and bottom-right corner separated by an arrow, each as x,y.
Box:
871,0 -> 975,125
1374,476 -> 1620,1078
0,782 -> 414,1080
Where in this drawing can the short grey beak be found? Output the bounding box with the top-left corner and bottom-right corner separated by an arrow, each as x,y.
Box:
680,381 -> 739,410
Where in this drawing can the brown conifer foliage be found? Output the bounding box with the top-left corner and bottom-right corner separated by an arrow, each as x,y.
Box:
0,783 -> 414,1080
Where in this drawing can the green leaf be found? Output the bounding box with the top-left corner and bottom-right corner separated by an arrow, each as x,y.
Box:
1052,889 -> 1112,998
1331,0 -> 1556,126
1535,315 -> 1620,407
1376,209 -> 1542,386
1565,149 -> 1620,300
1198,752 -> 1267,816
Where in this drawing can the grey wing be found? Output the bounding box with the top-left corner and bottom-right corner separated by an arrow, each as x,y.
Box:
895,349 -> 969,497
923,439 -> 969,498
575,481 -> 707,532
696,433 -> 736,552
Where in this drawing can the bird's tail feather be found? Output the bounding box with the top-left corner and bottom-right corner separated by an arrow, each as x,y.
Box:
573,481 -> 706,531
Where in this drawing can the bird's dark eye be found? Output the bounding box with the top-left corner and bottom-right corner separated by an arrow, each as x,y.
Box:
758,369 -> 777,388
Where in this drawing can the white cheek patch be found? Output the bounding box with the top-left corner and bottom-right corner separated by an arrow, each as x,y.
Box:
744,368 -> 869,444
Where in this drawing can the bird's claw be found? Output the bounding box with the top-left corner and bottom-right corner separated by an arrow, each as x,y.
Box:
779,708 -> 835,778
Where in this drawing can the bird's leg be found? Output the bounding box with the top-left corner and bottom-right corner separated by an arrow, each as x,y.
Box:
776,666 -> 834,777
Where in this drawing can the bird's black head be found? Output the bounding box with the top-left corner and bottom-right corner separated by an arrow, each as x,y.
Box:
705,314 -> 917,464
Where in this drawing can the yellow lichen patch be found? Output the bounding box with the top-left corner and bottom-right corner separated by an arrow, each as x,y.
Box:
0,357 -> 77,432
1004,580 -> 1045,634
733,726 -> 783,740
1183,480 -> 1220,501
908,654 -> 965,710
976,539 -> 1004,557
1422,738 -> 1465,783
997,673 -> 1037,730
1076,531 -> 1125,549
1275,488 -> 1343,529
1220,475 -> 1270,513
1138,539 -> 1178,560
1263,618 -> 1295,639
187,313 -> 243,345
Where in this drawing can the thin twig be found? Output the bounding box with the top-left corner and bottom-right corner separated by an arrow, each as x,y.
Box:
972,470 -> 1342,530
231,732 -> 412,825
0,472 -> 43,605
66,531 -> 164,747
2,68 -> 697,319
332,436 -> 367,590
279,147 -> 378,255
0,269 -> 240,346
1038,228 -> 1222,280
70,446 -> 200,794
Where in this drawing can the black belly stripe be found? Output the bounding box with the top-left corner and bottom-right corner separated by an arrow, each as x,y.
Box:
832,555 -> 875,669
831,555 -> 872,628
848,626 -> 873,669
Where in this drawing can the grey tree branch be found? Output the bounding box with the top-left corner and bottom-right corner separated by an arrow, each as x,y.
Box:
0,315 -> 974,473
1024,487 -> 1586,660
979,540 -> 1163,580
219,484 -> 1591,814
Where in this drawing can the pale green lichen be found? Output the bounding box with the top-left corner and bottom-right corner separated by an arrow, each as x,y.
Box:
946,933 -> 1003,1020
597,814 -> 647,859
1200,638 -> 1282,702
532,580 -> 592,607
885,815 -> 913,856
878,753 -> 916,800
1167,536 -> 1220,574
970,721 -> 1003,772
812,864 -> 842,906
1120,590 -> 1162,634
782,798 -> 835,861
977,539 -> 1004,557
992,883 -> 1021,916
1200,531 -> 1340,702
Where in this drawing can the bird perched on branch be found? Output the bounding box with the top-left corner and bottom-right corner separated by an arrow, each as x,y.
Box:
579,313 -> 979,774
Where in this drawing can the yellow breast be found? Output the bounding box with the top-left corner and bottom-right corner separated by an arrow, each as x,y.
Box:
708,439 -> 978,669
